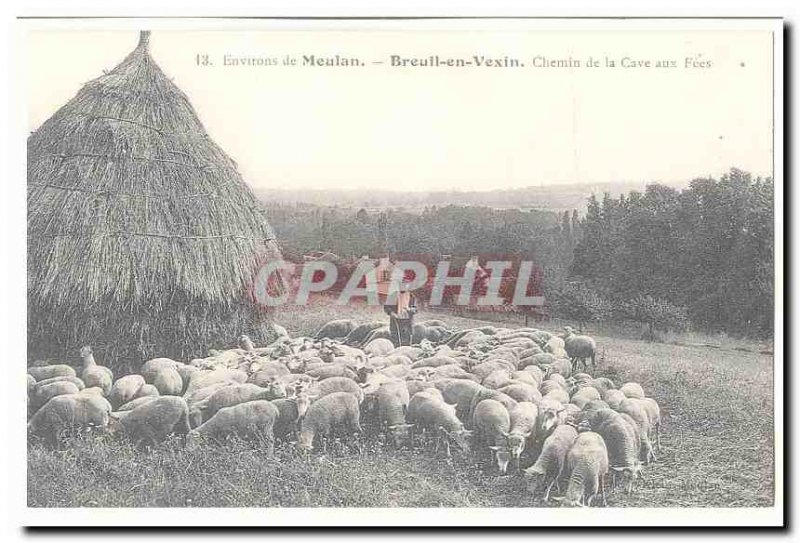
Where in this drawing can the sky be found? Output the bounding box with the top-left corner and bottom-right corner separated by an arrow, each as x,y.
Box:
25,26 -> 774,192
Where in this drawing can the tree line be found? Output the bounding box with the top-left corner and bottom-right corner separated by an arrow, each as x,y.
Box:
263,168 -> 773,338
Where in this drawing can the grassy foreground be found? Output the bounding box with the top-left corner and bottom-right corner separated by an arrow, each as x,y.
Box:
28,303 -> 775,508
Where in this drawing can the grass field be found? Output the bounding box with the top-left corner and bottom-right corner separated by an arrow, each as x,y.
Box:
27,302 -> 775,508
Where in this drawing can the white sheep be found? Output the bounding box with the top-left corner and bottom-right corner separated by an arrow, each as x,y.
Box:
407,391 -> 473,455
109,374 -> 146,408
562,327 -> 597,373
108,396 -> 191,446
595,412 -> 642,493
616,398 -> 656,464
553,431 -> 609,507
640,397 -> 662,450
187,400 -> 279,452
78,346 -> 113,395
153,368 -> 183,396
502,401 -> 539,468
473,399 -> 512,473
523,424 -> 579,501
375,380 -> 413,448
31,381 -> 81,413
28,393 -> 112,446
140,357 -> 182,383
620,382 -> 646,399
603,389 -> 627,410
27,364 -> 76,382
297,392 -> 362,452
315,319 -> 358,340
271,394 -> 313,440
184,368 -> 247,395
307,376 -> 364,404
195,382 -> 287,423
116,396 -> 159,412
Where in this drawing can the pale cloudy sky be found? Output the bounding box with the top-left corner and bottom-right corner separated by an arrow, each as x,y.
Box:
25,25 -> 774,192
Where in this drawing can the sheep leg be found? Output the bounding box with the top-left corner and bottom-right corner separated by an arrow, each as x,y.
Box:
543,480 -> 555,502
600,477 -> 608,506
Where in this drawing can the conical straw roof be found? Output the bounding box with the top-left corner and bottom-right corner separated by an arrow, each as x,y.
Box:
28,31 -> 282,369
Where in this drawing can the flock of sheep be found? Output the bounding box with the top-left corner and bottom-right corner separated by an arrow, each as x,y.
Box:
27,319 -> 662,507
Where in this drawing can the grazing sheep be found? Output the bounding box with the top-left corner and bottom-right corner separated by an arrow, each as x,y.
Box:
510,371 -> 539,387
620,382 -> 646,399
153,368 -> 183,396
27,364 -> 76,382
376,381 -> 413,448
360,326 -> 392,346
28,393 -> 112,445
542,388 -> 570,405
140,357 -> 182,383
307,377 -> 365,404
248,362 -> 291,386
108,396 -> 191,446
117,396 -> 159,412
498,383 -> 542,404
537,397 -> 567,439
472,399 -> 512,473
364,338 -> 395,357
521,366 -> 545,385
297,392 -> 362,452
80,387 -> 106,398
562,327 -> 597,373
466,387 -> 518,425
407,391 -> 473,454
472,360 -> 516,381
184,368 -> 247,395
582,400 -> 611,413
200,382 -> 287,422
429,365 -> 478,381
640,397 -> 662,450
518,352 -> 556,370
539,379 -> 565,397
482,369 -> 514,390
545,358 -> 573,379
603,389 -> 627,410
108,375 -> 145,408
315,319 -> 358,340
133,384 -> 160,400
442,380 -> 483,423
31,381 -> 81,412
544,336 -> 566,355
411,355 -> 461,369
596,414 -> 642,493
616,398 -> 656,464
590,377 -> 615,395
184,382 -> 231,408
271,394 -> 313,440
570,387 -> 601,409
33,375 -> 85,391
524,424 -> 579,501
344,321 -> 385,346
187,400 -> 279,451
304,364 -> 358,382
79,346 -> 113,395
503,402 -> 539,466
554,431 -> 609,507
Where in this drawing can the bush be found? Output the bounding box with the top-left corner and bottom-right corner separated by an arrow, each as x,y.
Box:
621,295 -> 689,341
546,281 -> 611,331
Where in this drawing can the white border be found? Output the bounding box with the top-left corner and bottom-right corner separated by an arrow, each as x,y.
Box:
7,10 -> 785,530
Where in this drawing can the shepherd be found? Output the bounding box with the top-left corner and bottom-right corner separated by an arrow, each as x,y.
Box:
384,282 -> 417,346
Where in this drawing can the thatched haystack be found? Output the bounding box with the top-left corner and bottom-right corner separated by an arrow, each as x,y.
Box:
28,31 -> 283,370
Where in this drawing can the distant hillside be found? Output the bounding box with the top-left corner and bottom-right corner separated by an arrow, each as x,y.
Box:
253,181 -> 688,212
